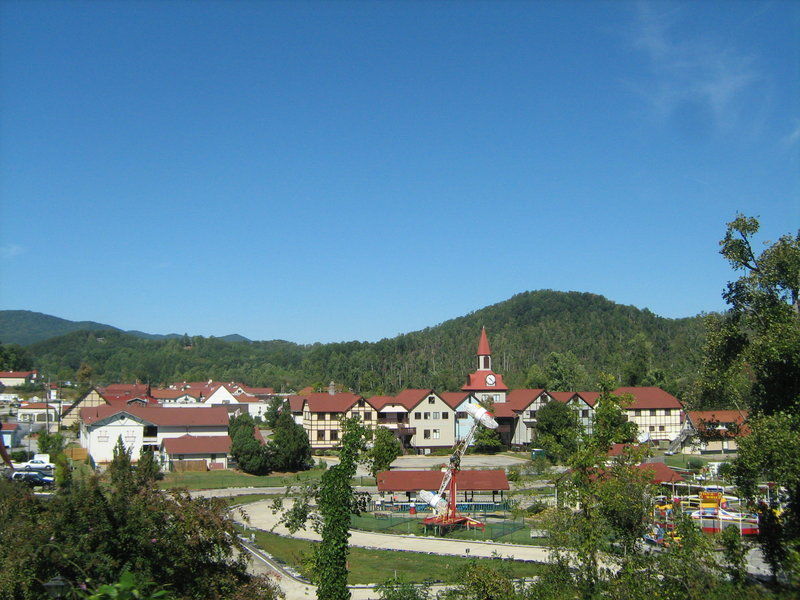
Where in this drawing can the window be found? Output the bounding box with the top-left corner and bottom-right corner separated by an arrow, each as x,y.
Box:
482,356 -> 490,369
358,399 -> 365,407
456,412 -> 467,419
650,410 -> 657,417
428,397 -> 435,404
493,395 -> 499,403
423,430 -> 431,439
658,426 -> 665,432
432,429 -> 440,439
649,426 -> 655,432
363,412 -> 372,420
330,430 -> 339,441
581,410 -> 589,419
317,430 -> 326,441
143,426 -> 157,438
432,412 -> 440,419
634,409 -> 641,417
664,409 -> 672,416
528,410 -> 536,419
442,412 -> 449,420
415,412 -> 422,420
424,412 -> 430,419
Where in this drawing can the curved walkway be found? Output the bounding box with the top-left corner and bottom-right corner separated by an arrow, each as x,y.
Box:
235,499 -> 552,562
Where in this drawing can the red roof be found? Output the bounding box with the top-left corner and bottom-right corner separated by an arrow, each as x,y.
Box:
687,410 -> 749,437
297,386 -> 315,395
634,462 -> 684,483
492,389 -> 545,418
576,392 -> 600,407
440,392 -> 470,409
461,371 -> 509,392
368,390 -> 433,412
288,395 -> 305,412
477,327 -> 492,355
80,405 -> 230,427
377,469 -> 509,492
150,389 -> 202,400
161,435 -> 232,455
0,371 -> 37,378
1,423 -> 19,431
613,387 -> 682,409
304,393 -> 363,413
19,402 -> 54,409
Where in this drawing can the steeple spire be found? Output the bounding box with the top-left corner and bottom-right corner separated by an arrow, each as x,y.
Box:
477,327 -> 491,356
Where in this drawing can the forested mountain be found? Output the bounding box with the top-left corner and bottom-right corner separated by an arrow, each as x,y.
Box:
0,310 -> 249,345
14,291 -> 707,399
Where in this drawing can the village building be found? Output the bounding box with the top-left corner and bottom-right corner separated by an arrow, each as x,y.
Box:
440,391 -> 475,442
79,405 -> 230,464
0,370 -> 38,387
298,391 -> 377,450
17,400 -> 60,427
160,434 -> 232,470
681,410 -> 749,455
615,387 -> 683,446
550,391 -> 597,435
1,423 -> 22,449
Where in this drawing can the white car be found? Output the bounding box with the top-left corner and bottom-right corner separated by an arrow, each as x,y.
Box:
14,457 -> 55,471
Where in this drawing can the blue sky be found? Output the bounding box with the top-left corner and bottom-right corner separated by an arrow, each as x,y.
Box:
1,1 -> 797,344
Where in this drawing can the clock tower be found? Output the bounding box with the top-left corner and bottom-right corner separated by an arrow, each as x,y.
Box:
461,327 -> 508,403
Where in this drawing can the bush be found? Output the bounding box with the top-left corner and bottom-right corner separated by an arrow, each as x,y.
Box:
10,450 -> 31,463
686,458 -> 704,471
506,465 -> 522,483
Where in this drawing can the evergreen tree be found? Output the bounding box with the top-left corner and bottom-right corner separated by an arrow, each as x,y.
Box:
268,410 -> 312,472
535,400 -> 581,462
231,426 -> 271,475
108,436 -> 135,496
136,446 -> 161,486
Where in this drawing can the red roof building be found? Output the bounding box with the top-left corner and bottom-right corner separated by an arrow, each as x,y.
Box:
161,434 -> 232,455
80,405 -> 230,427
376,469 -> 510,493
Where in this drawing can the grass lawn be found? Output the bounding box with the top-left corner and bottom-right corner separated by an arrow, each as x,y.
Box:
161,468 -> 326,490
349,513 -> 548,546
661,454 -> 716,469
247,529 -> 546,584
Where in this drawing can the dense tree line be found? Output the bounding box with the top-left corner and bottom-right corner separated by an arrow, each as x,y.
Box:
21,290 -> 706,398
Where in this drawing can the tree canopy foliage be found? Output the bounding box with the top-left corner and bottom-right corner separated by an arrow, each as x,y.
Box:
20,290 -> 705,397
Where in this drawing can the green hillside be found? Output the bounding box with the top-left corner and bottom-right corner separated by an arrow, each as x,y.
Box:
0,310 -> 121,345
17,290 -> 707,398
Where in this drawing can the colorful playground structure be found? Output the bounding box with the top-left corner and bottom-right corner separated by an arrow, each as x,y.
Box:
650,487 -> 759,542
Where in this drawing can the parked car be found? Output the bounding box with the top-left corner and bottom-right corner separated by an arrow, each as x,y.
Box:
12,454 -> 55,471
10,470 -> 54,487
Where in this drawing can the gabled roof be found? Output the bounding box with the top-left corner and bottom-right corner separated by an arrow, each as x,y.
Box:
477,327 -> 492,355
161,435 -> 232,455
686,410 -> 749,437
0,371 -> 37,378
303,393 -> 363,413
287,395 -> 306,412
634,462 -> 684,483
150,389 -> 202,400
440,392 -> 471,409
392,389 -> 435,411
575,391 -> 600,407
80,405 -> 230,427
366,396 -> 399,411
614,387 -> 682,409
462,371 -> 509,392
377,469 -> 509,492
493,389 -> 546,418
19,402 -> 55,409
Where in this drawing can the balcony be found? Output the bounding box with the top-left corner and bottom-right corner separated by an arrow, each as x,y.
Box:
394,426 -> 416,437
377,417 -> 411,428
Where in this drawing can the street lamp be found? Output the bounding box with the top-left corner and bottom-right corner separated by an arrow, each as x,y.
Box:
43,574 -> 71,599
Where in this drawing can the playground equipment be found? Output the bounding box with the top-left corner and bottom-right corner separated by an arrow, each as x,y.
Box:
689,490 -> 759,535
419,403 -> 498,532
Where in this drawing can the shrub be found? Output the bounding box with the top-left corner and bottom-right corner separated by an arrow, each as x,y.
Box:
686,458 -> 704,471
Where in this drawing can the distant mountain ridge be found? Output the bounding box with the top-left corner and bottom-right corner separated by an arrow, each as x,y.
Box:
0,310 -> 249,345
11,291 -> 708,399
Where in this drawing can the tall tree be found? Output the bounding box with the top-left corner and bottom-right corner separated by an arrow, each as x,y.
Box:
698,214 -> 800,414
315,416 -> 368,600
363,426 -> 402,478
268,410 -> 312,472
534,400 -> 581,462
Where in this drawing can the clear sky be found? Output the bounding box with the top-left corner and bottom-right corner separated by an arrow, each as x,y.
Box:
1,1 -> 797,344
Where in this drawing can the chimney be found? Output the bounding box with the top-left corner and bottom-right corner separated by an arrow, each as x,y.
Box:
328,381 -> 336,396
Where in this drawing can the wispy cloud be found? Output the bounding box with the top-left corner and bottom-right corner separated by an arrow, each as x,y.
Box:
629,3 -> 761,137
0,244 -> 25,259
783,120 -> 800,147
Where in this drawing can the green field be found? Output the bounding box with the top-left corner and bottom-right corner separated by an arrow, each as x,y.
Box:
161,468 -> 326,490
222,493 -> 282,507
349,513 -> 546,546
246,528 -> 546,584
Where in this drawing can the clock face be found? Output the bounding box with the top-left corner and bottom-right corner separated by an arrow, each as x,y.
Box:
486,374 -> 496,386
